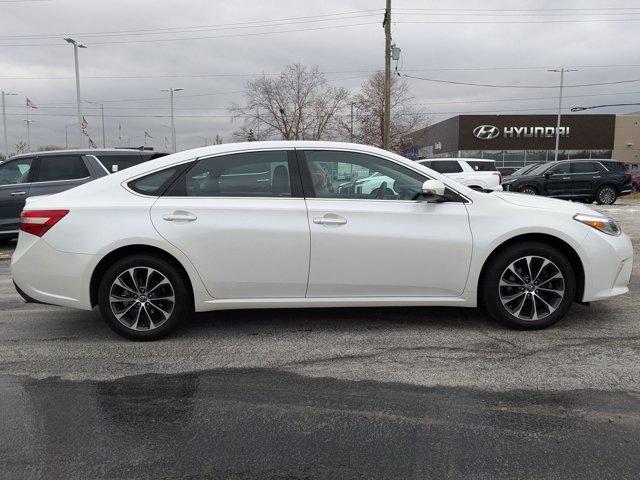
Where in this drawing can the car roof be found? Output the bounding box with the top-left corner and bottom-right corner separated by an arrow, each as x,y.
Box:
420,158 -> 493,162
9,149 -> 164,160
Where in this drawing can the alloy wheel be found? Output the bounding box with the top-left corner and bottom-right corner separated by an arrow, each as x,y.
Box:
499,256 -> 565,321
109,267 -> 175,331
519,187 -> 537,195
598,187 -> 616,205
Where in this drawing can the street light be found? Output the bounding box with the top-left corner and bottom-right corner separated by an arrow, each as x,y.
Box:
548,68 -> 577,162
64,37 -> 87,148
160,87 -> 183,153
1,91 -> 18,157
571,103 -> 640,112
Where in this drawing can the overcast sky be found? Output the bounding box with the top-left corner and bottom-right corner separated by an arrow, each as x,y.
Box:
1,0 -> 639,153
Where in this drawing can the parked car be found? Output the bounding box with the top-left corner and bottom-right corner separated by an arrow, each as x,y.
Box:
11,142 -> 632,340
497,166 -> 519,177
0,149 -> 166,240
504,163 -> 542,179
501,159 -> 633,205
417,158 -> 502,191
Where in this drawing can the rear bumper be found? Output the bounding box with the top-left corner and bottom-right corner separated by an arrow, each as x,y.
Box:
11,233 -> 96,310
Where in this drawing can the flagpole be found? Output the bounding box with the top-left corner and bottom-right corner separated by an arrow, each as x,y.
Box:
26,102 -> 30,151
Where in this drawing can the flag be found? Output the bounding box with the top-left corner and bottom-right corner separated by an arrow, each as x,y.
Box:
144,131 -> 153,139
26,98 -> 37,109
81,117 -> 89,136
88,137 -> 97,149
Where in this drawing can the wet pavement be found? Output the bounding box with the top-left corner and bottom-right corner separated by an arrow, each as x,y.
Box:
0,200 -> 639,478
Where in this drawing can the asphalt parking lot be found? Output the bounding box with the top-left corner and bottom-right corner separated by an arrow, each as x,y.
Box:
1,199 -> 639,479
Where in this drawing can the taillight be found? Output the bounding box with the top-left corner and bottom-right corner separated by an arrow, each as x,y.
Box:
493,171 -> 502,183
19,210 -> 69,237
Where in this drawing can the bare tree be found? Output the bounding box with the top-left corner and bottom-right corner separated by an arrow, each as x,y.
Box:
231,64 -> 349,141
349,72 -> 427,152
14,141 -> 28,155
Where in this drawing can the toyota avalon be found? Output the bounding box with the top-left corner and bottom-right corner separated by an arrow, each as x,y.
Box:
11,142 -> 633,340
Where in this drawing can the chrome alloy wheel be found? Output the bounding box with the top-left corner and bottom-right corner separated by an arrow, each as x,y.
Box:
519,187 -> 537,195
598,187 -> 616,205
499,256 -> 565,321
109,267 -> 175,331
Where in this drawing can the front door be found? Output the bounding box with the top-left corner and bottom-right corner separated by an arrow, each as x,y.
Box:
569,161 -> 600,196
151,150 -> 310,299
543,162 -> 572,197
299,150 -> 473,298
0,157 -> 34,234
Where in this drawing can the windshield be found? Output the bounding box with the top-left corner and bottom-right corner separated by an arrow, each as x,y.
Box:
526,163 -> 553,176
511,164 -> 540,176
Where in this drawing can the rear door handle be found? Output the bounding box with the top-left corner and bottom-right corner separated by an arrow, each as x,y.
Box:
313,215 -> 347,226
162,212 -> 197,222
10,191 -> 26,196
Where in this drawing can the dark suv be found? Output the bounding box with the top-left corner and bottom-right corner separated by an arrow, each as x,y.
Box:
501,159 -> 633,205
0,149 -> 166,239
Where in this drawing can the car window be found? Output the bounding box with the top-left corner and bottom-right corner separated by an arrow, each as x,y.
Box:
0,158 -> 33,185
548,163 -> 570,175
95,153 -> 143,173
36,156 -> 90,182
128,166 -> 181,195
303,151 -> 425,201
600,161 -> 627,172
571,162 -> 598,174
417,160 -> 431,168
170,151 -> 292,197
429,160 -> 463,174
466,161 -> 497,172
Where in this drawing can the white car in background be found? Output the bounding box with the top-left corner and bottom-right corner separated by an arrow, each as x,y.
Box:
11,141 -> 633,340
417,158 -> 503,191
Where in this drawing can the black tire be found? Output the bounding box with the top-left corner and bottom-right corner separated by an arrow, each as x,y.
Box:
518,186 -> 538,195
595,185 -> 617,205
581,198 -> 594,204
481,242 -> 576,330
98,254 -> 192,340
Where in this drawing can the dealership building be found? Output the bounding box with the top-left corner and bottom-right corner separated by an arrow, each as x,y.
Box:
403,114 -> 640,170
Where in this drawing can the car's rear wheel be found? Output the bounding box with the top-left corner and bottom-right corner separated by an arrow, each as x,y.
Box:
518,186 -> 538,195
98,254 -> 191,340
481,242 -> 576,330
595,185 -> 617,205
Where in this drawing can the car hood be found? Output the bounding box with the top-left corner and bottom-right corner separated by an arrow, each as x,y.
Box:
492,191 -> 596,215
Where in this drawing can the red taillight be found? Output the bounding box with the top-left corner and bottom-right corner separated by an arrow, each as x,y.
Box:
493,171 -> 502,183
19,209 -> 69,237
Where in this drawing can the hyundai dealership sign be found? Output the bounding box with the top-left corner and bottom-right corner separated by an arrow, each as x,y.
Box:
473,124 -> 570,140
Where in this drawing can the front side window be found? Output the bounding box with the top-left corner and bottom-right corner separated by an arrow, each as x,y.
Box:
303,151 -> 425,201
429,160 -> 463,174
548,163 -> 570,175
0,158 -> 32,185
36,156 -> 89,182
168,151 -> 292,197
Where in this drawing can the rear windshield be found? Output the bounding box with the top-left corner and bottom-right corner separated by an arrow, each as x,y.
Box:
95,153 -> 145,173
466,161 -> 497,172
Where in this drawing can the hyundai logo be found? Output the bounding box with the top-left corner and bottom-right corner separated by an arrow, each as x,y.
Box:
473,125 -> 501,140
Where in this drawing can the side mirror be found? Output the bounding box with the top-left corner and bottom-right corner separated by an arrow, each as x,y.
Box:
421,179 -> 446,199
544,171 -> 552,179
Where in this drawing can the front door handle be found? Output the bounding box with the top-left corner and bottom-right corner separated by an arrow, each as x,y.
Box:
562,177 -> 571,180
10,191 -> 26,196
162,212 -> 197,222
313,215 -> 347,226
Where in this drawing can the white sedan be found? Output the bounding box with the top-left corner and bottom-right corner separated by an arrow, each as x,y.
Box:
11,142 -> 633,340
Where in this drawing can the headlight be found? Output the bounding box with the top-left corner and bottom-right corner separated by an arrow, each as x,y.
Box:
573,214 -> 621,236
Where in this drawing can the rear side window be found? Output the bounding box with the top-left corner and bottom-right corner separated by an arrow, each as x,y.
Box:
418,160 -> 432,168
95,154 -> 143,173
36,156 -> 89,182
600,161 -> 627,172
429,160 -> 463,174
466,161 -> 497,172
128,167 -> 180,195
571,162 -> 598,174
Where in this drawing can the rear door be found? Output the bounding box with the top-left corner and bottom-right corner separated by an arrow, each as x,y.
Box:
0,157 -> 34,233
569,161 -> 600,196
150,149 -> 310,299
29,154 -> 92,197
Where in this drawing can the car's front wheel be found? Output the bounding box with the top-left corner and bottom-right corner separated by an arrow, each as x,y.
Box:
518,186 -> 538,195
481,242 -> 576,330
595,185 -> 617,205
98,254 -> 192,340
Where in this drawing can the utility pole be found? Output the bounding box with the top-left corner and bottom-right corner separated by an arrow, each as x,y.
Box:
2,91 -> 17,158
350,102 -> 355,143
64,38 -> 87,148
383,0 -> 391,150
548,67 -> 577,162
161,87 -> 183,153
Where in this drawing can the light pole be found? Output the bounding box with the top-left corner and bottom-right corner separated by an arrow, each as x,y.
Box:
64,38 -> 87,148
161,87 -> 183,153
2,91 -> 18,157
84,100 -> 106,147
548,68 -> 577,162
23,119 -> 34,151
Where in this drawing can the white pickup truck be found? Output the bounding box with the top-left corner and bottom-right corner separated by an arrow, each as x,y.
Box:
417,158 -> 503,191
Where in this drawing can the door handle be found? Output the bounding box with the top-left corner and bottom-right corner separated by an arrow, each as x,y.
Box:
162,212 -> 197,222
562,177 -> 571,180
10,191 -> 26,196
313,215 -> 347,226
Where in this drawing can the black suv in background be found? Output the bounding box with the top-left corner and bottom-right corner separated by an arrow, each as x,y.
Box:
501,159 -> 633,205
0,149 -> 166,239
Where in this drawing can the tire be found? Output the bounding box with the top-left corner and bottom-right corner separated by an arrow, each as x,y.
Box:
581,198 -> 594,204
595,185 -> 617,205
481,242 -> 576,330
518,186 -> 538,195
98,254 -> 192,340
